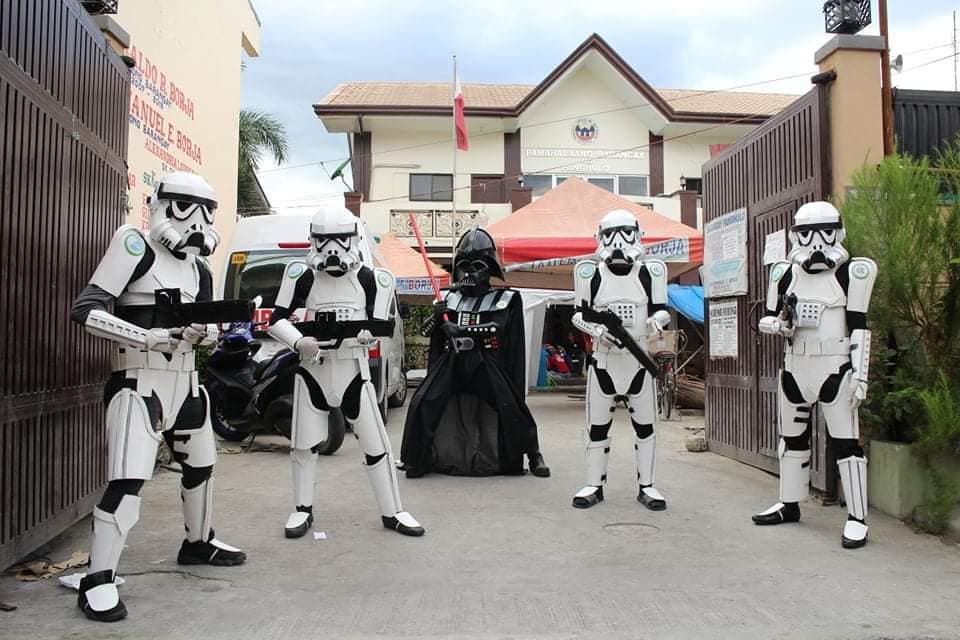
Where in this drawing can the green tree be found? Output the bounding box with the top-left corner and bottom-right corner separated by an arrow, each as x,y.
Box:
237,109 -> 289,216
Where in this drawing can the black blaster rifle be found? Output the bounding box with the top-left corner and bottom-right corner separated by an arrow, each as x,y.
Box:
146,288 -> 254,328
294,312 -> 395,350
778,293 -> 798,346
580,306 -> 661,377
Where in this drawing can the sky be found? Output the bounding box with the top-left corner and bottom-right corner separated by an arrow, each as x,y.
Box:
240,0 -> 960,214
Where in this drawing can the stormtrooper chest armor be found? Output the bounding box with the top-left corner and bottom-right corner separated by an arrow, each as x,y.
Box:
116,241 -> 201,306
785,265 -> 847,339
593,264 -> 650,340
304,271 -> 366,321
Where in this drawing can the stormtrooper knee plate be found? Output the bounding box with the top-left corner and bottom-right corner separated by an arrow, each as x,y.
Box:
105,389 -> 162,481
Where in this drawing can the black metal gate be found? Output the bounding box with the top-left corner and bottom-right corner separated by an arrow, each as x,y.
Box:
702,85 -> 835,493
0,0 -> 130,568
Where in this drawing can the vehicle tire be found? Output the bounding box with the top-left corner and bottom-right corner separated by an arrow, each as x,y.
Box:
210,404 -> 248,442
315,408 -> 346,455
387,370 -> 408,408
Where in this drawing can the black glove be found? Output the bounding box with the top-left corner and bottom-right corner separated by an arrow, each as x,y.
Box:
434,301 -> 449,322
441,320 -> 462,339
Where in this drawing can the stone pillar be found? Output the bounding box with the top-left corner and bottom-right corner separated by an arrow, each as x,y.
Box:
344,191 -> 362,217
814,35 -> 886,203
677,190 -> 698,229
510,187 -> 532,212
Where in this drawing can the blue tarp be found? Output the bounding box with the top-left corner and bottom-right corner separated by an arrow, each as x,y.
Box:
667,284 -> 704,324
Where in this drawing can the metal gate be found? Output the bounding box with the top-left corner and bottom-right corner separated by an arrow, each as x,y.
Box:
1,0 -> 130,568
702,85 -> 835,493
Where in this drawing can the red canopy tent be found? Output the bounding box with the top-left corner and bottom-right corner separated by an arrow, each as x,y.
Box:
488,177 -> 703,288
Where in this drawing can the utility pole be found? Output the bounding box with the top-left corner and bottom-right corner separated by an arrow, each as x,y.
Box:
954,10 -> 957,92
879,0 -> 894,156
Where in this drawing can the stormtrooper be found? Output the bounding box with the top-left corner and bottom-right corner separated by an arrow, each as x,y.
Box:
401,228 -> 549,478
267,206 -> 424,539
571,209 -> 671,510
752,201 -> 876,549
69,172 -> 247,622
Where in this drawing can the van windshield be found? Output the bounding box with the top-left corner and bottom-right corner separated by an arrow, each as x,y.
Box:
223,250 -> 308,307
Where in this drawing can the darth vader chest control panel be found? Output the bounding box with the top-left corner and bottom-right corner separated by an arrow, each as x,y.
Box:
445,289 -> 515,351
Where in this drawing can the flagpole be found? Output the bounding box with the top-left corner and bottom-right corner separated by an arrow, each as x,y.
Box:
451,55 -> 458,265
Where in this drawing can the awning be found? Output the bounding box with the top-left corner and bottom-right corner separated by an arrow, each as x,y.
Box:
668,284 -> 704,324
488,177 -> 703,287
369,232 -> 449,296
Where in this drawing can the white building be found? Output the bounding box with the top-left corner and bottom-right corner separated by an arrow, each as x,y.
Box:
314,33 -> 796,260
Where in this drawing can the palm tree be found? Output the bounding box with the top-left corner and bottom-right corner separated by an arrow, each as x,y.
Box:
237,109 -> 289,216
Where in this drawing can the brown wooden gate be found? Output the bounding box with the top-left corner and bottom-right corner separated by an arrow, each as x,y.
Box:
1,0 -> 130,569
702,85 -> 835,493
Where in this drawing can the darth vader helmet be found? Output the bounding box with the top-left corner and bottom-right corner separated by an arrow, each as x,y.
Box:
148,172 -> 219,257
452,228 -> 504,297
787,201 -> 849,274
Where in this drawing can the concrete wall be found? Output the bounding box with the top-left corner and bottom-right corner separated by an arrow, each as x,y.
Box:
114,0 -> 261,279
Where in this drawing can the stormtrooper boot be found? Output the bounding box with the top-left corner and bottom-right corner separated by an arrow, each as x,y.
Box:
838,455 -> 869,549
753,446 -> 808,525
635,432 -> 666,511
285,448 -> 317,538
176,479 -> 246,565
573,438 -> 610,508
366,455 -> 424,537
78,496 -> 140,622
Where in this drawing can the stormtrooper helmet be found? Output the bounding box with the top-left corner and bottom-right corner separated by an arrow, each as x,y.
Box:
452,228 -> 504,297
787,201 -> 849,273
148,172 -> 219,257
596,209 -> 643,270
306,206 -> 363,275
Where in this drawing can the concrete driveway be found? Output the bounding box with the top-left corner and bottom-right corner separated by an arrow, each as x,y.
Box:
1,394 -> 959,639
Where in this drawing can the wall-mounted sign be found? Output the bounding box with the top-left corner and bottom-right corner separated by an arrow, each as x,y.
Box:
709,300 -> 739,358
573,118 -> 598,143
704,208 -> 748,298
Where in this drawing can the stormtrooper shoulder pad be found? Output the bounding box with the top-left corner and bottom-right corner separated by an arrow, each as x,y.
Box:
90,225 -> 152,297
371,268 -> 396,320
845,258 -> 878,313
275,260 -> 310,310
573,260 -> 598,305
642,259 -> 668,304
766,261 -> 793,312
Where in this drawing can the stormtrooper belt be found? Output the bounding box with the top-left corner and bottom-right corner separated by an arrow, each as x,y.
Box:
113,348 -> 196,372
787,336 -> 850,356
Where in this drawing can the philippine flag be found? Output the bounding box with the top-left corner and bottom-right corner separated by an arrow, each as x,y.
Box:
454,70 -> 469,151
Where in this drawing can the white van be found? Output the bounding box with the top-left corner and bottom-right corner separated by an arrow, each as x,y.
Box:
219,213 -> 407,420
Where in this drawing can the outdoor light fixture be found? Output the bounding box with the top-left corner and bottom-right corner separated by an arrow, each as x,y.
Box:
823,0 -> 872,35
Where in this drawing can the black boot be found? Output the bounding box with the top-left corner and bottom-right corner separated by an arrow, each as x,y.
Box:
752,502 -> 801,525
527,452 -> 551,478
78,569 -> 127,623
572,486 -> 604,509
177,530 -> 247,566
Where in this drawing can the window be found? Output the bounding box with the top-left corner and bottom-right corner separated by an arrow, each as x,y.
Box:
410,174 -> 453,201
224,250 -> 308,308
523,174 -> 552,197
681,176 -> 703,194
471,174 -> 506,204
587,177 -> 615,193
618,176 -> 649,197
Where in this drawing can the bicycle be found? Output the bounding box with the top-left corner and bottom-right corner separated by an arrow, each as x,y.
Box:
651,329 -> 687,420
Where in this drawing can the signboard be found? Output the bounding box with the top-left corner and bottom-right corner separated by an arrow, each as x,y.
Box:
396,277 -> 449,296
709,300 -> 739,358
704,208 -> 748,297
763,229 -> 786,265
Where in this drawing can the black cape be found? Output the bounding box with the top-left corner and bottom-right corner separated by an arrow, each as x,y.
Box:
401,288 -> 540,476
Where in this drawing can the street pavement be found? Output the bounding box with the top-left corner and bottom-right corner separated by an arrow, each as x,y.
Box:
1,394 -> 959,639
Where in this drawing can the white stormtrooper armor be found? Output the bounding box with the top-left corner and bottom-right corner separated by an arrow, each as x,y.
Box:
752,201 -> 876,549
570,210 -> 671,510
69,172 -> 245,623
267,206 -> 424,539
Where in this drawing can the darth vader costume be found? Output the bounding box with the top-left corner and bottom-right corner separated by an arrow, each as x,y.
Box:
401,229 -> 549,478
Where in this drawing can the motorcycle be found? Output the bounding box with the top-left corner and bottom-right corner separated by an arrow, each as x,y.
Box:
203,321 -> 346,455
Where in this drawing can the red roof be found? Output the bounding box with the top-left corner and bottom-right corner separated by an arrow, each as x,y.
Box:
371,232 -> 449,284
488,177 -> 703,266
